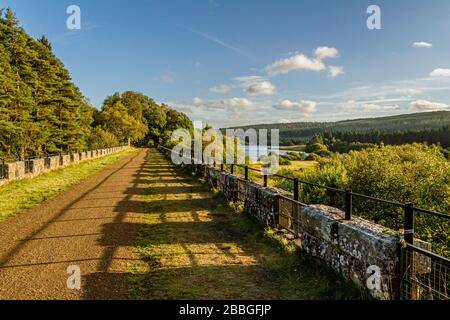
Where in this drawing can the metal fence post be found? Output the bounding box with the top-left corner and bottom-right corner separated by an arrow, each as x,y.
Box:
401,203 -> 415,300
244,166 -> 249,181
263,174 -> 268,187
0,159 -> 4,179
293,178 -> 299,202
231,164 -> 234,175
220,163 -> 224,172
345,189 -> 352,220
404,203 -> 414,245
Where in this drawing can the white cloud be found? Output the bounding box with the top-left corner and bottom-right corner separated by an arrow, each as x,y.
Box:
206,97 -> 256,111
338,100 -> 401,112
233,76 -> 266,85
314,46 -> 339,60
192,97 -> 203,106
209,85 -> 231,94
273,100 -> 317,113
245,81 -> 276,96
265,46 -> 340,76
430,68 -> 450,78
410,100 -> 449,111
413,41 -> 433,48
328,66 -> 344,78
265,53 -> 325,75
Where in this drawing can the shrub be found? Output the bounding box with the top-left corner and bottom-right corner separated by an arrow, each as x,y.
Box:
291,144 -> 449,256
306,153 -> 321,161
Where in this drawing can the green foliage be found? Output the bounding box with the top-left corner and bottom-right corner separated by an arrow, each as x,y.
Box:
342,144 -> 449,254
279,157 -> 291,166
0,8 -> 94,159
283,144 -> 450,256
100,100 -> 148,145
88,127 -> 120,150
306,153 -> 321,161
283,152 -> 306,161
279,152 -> 307,165
98,91 -> 192,148
0,10 -> 192,158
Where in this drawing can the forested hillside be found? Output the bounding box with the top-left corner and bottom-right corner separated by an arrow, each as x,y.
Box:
226,111 -> 450,146
0,8 -> 191,160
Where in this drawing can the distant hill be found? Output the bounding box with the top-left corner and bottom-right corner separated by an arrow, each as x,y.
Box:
224,111 -> 450,145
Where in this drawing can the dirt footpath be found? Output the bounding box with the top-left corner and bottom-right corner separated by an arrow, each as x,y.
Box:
0,149 -> 148,300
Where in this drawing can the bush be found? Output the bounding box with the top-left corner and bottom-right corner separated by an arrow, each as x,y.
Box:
284,152 -> 306,161
88,127 -> 120,149
294,144 -> 450,256
306,153 -> 321,161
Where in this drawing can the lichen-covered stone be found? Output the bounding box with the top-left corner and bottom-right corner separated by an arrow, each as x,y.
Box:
71,153 -> 80,164
301,205 -> 342,244
47,156 -> 60,170
301,204 -> 400,299
245,183 -> 286,226
31,158 -> 45,176
219,172 -> 237,201
5,161 -> 25,180
60,155 -> 71,167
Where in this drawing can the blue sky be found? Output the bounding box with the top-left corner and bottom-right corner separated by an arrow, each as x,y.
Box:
2,0 -> 450,127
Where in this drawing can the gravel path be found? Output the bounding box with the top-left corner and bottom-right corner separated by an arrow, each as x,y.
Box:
0,149 -> 148,300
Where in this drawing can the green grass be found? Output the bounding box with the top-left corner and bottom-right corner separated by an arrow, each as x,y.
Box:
128,150 -> 365,300
0,148 -> 139,221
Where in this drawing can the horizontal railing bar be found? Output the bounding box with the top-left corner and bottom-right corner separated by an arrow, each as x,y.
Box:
351,192 -> 405,207
413,207 -> 450,219
406,244 -> 450,266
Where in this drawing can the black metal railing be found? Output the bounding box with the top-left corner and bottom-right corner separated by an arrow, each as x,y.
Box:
0,159 -> 5,180
401,244 -> 450,300
158,145 -> 450,300
400,206 -> 450,300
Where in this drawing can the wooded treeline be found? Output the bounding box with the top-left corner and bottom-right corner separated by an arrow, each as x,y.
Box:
321,126 -> 450,148
227,111 -> 450,146
0,8 -> 191,160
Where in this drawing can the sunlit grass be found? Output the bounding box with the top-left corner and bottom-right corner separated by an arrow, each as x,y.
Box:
128,149 -> 364,300
0,148 -> 139,221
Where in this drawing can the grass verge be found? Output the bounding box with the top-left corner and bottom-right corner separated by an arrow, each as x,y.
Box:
0,147 -> 139,221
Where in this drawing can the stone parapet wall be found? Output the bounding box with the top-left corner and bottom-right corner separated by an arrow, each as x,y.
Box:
5,161 -> 25,181
31,158 -> 46,177
300,205 -> 399,299
60,155 -> 71,168
0,146 -> 128,186
47,156 -> 60,171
